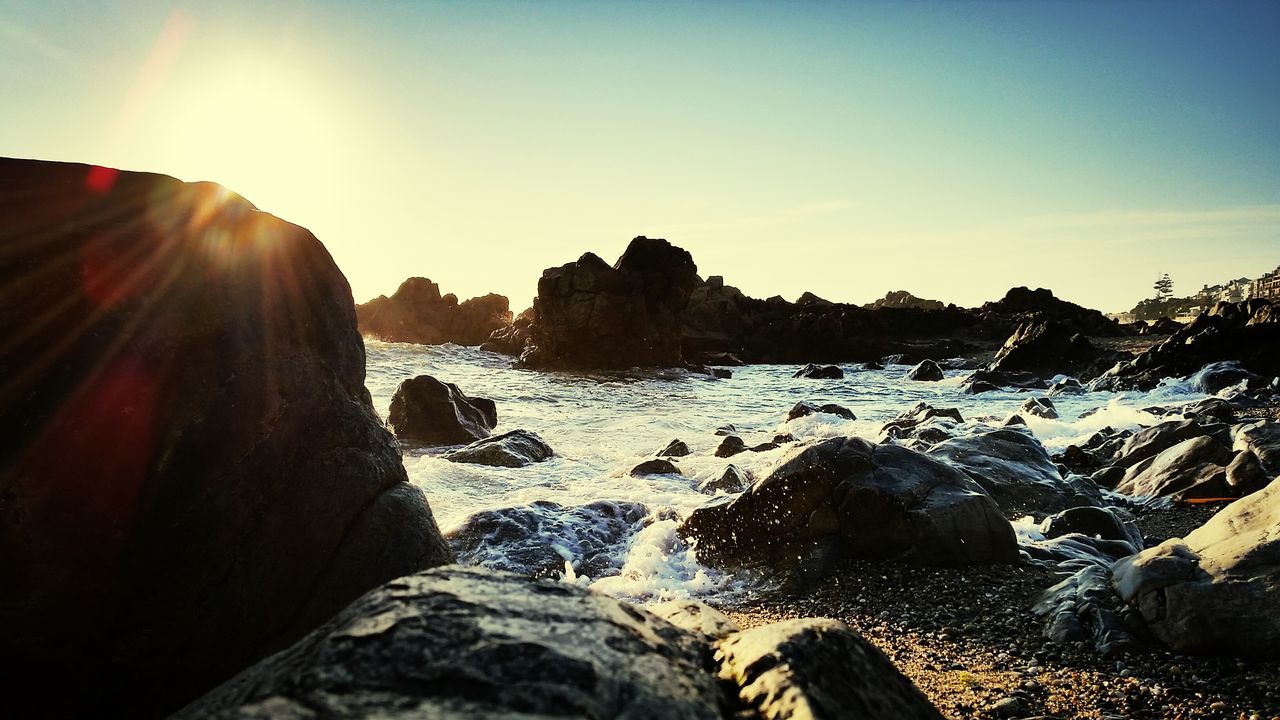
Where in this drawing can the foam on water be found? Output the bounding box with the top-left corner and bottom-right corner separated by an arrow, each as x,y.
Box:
366,341 -> 1208,605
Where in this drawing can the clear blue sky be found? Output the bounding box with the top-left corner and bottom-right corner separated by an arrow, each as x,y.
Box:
3,0 -> 1277,311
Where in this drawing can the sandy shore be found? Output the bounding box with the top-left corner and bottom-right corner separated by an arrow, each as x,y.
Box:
716,505 -> 1280,719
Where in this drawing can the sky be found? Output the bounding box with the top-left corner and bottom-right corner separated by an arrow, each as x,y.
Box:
3,0 -> 1278,313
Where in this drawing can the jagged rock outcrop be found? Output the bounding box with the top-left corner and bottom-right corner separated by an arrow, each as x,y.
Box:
0,158 -> 453,718
679,437 -> 1018,572
387,375 -> 497,445
865,290 -> 945,311
786,401 -> 856,422
988,320 -> 1114,379
978,287 -> 1126,337
517,236 -> 699,370
480,306 -> 535,355
1092,300 -> 1280,391
357,277 -> 511,345
442,429 -> 553,467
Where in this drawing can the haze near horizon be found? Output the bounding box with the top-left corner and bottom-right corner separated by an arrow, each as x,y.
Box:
3,0 -> 1277,312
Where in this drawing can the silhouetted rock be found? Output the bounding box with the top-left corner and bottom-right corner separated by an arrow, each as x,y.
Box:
357,278 -> 511,345
480,306 -> 534,355
786,401 -> 856,422
865,290 -> 945,311
631,458 -> 682,476
518,236 -> 699,370
680,437 -> 1018,571
388,375 -> 496,445
715,435 -> 748,458
907,359 -> 945,381
794,363 -> 844,379
443,429 -> 553,468
656,438 -> 692,457
0,158 -> 452,718
979,287 -> 1126,337
989,320 -> 1111,378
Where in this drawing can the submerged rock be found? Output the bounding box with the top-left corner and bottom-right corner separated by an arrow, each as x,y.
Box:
680,437 -> 1018,570
794,363 -> 845,379
906,359 -> 945,381
786,401 -> 856,422
656,438 -> 692,457
443,429 -> 553,468
388,375 -> 497,445
715,435 -> 748,458
698,465 -> 750,495
0,159 -> 452,717
1112,478 -> 1280,657
631,458 -> 683,476
447,500 -> 649,579
1020,397 -> 1058,419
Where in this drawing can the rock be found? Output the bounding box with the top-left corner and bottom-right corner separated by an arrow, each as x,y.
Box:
881,402 -> 963,440
1114,436 -> 1237,500
680,437 -> 1018,570
1232,420 -> 1280,476
979,286 -> 1125,337
966,380 -> 1000,395
649,600 -> 741,639
715,619 -> 944,720
1179,397 -> 1235,423
1035,565 -> 1142,656
1112,478 -> 1280,657
1113,419 -> 1210,470
1003,414 -> 1027,427
988,696 -> 1023,717
356,277 -> 511,345
174,567 -> 725,719
388,374 -> 497,445
794,363 -> 844,379
906,359 -> 945,381
443,429 -> 553,468
631,458 -> 683,476
989,319 -> 1109,378
447,500 -> 649,579
865,290 -> 946,311
0,159 -> 452,718
963,369 -> 1050,391
1040,506 -> 1143,550
709,367 -> 732,379
698,465 -> 750,495
1189,360 -> 1268,395
1225,450 -> 1271,496
714,423 -> 738,436
1020,397 -> 1059,420
1048,377 -> 1087,397
715,435 -> 748,458
860,360 -> 886,370
928,430 -> 1103,514
657,439 -> 692,457
480,307 -> 535,356
695,351 -> 745,366
518,236 -> 699,370
786,401 -> 856,422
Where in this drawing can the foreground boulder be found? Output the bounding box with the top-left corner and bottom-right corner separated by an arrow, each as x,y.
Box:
1114,435 -> 1240,500
680,437 -> 1018,571
1112,477 -> 1280,657
517,236 -> 699,370
442,429 -> 553,467
0,159 -> 453,717
356,277 -> 511,345
928,429 -> 1102,514
387,375 -> 497,445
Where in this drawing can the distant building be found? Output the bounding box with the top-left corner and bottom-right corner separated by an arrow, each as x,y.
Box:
1195,277 -> 1252,304
1255,266 -> 1280,300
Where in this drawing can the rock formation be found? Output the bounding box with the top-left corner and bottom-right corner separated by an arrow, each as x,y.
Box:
357,277 -> 511,345
0,158 -> 453,718
387,375 -> 497,445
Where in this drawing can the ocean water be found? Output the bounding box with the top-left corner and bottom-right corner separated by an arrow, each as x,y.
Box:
365,341 -> 1208,604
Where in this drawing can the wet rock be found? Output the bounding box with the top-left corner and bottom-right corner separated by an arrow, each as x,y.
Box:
448,500 -> 649,579
357,277 -> 511,345
388,375 -> 497,445
0,159 -> 452,717
480,307 -> 535,355
680,437 -> 1018,570
716,618 -> 944,720
518,236 -> 699,370
631,458 -> 683,476
1225,450 -> 1271,496
698,465 -> 750,495
1112,478 -> 1280,657
907,359 -> 945,382
1053,444 -> 1105,476
1020,397 -> 1059,420
1003,414 -> 1027,427
1035,565 -> 1143,656
443,429 -> 553,468
174,567 -> 725,719
715,424 -> 738,436
794,363 -> 844,379
657,439 -> 692,457
786,401 -> 856,422
1113,419 -> 1210,470
963,369 -> 1050,391
1179,397 -> 1235,423
715,435 -> 748,458
881,402 -> 963,441
929,430 -> 1103,514
749,441 -> 781,452
989,320 -> 1109,378
861,360 -> 886,370
1040,506 -> 1143,550
1189,360 -> 1268,395
649,600 -> 741,639
1048,377 -> 1087,397
1115,435 -> 1236,500
1232,420 -> 1280,475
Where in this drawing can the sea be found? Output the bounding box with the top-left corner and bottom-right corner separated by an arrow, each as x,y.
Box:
365,341 -> 1209,606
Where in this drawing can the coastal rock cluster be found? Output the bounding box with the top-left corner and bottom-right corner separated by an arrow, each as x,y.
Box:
357,276 -> 511,345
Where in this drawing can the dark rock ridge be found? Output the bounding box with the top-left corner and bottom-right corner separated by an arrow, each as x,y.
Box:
1112,477 -> 1280,657
927,430 -> 1103,515
0,158 -> 453,718
176,567 -> 946,719
988,319 -> 1118,380
794,362 -> 845,379
442,429 -> 553,467
865,289 -> 946,311
679,437 -> 1018,572
1091,299 -> 1280,391
978,286 -> 1126,338
356,277 -> 511,345
387,374 -> 497,445
513,236 -> 700,370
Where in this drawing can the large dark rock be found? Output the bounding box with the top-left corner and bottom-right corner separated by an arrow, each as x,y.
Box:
906,359 -> 944,381
988,320 -> 1110,378
794,363 -> 844,379
786,401 -> 856,422
442,429 -> 553,468
978,286 -> 1126,337
1112,478 -> 1280,657
447,500 -> 649,579
356,277 -> 511,345
928,430 -> 1103,514
1114,435 -> 1241,500
1091,302 -> 1280,391
387,375 -> 497,445
716,618 -> 944,720
517,236 -> 699,370
0,158 -> 453,718
679,437 -> 1018,571
174,567 -> 726,719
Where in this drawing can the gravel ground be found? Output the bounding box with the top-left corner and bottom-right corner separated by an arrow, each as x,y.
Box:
717,507 -> 1280,719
